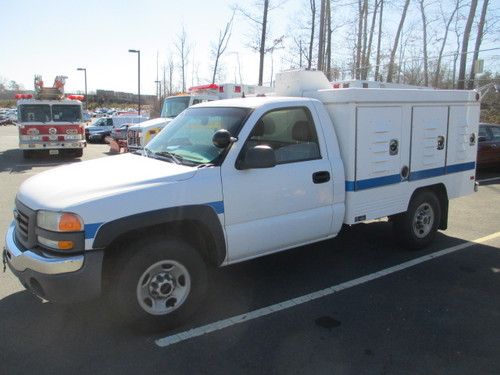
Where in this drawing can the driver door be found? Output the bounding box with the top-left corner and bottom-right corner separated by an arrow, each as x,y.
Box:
220,105 -> 334,263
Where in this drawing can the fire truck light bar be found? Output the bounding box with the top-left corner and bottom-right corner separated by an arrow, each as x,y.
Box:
188,84 -> 219,92
15,94 -> 33,99
67,95 -> 85,101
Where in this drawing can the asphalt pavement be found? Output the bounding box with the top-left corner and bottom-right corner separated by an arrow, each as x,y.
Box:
1,125 -> 499,375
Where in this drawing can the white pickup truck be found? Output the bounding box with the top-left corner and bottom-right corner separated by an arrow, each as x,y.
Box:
3,71 -> 480,327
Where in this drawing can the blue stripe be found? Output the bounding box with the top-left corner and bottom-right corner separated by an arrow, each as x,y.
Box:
345,161 -> 475,192
345,180 -> 356,192
446,161 -> 475,174
84,223 -> 103,239
409,166 -> 446,181
356,174 -> 402,190
207,201 -> 224,214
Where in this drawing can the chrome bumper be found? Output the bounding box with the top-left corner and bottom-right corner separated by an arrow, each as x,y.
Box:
4,222 -> 83,275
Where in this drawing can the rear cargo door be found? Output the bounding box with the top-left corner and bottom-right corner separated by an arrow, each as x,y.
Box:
355,106 -> 403,190
409,106 -> 448,180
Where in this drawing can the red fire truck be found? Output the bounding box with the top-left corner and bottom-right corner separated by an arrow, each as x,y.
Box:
15,75 -> 86,158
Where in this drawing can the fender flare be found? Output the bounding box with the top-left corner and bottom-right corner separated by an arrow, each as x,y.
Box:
92,205 -> 226,265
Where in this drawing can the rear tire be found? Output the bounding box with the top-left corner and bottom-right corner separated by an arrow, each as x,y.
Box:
109,237 -> 207,329
393,191 -> 441,250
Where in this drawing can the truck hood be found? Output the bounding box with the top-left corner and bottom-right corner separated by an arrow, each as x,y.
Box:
128,117 -> 172,131
17,153 -> 197,210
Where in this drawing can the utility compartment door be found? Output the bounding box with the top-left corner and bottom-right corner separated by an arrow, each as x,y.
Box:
446,105 -> 478,171
410,106 -> 448,180
355,107 -> 403,190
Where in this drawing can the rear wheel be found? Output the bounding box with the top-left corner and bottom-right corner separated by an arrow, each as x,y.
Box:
109,237 -> 207,329
393,191 -> 441,250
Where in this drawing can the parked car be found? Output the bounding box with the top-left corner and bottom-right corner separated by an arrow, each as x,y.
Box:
477,123 -> 500,169
86,115 -> 148,143
111,123 -> 130,141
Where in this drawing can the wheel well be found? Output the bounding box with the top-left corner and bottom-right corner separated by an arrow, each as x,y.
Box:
101,220 -> 222,290
408,184 -> 449,230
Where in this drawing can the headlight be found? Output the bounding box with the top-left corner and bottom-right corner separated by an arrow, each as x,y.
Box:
37,211 -> 83,232
37,211 -> 83,251
20,135 -> 40,141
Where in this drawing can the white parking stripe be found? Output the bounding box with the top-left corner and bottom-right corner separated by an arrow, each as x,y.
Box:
156,231 -> 500,348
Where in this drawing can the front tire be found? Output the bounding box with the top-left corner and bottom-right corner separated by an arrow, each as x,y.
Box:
393,191 -> 441,250
110,237 -> 207,329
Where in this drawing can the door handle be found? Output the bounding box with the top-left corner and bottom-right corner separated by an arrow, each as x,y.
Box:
312,171 -> 330,184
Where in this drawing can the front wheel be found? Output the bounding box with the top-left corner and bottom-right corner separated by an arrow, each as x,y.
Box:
393,191 -> 441,250
110,237 -> 207,329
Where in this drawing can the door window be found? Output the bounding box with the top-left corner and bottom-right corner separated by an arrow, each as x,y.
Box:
490,126 -> 500,140
241,107 -> 320,164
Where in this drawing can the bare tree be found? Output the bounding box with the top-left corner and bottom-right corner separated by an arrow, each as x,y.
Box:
235,0 -> 285,85
434,0 -> 462,87
325,0 -> 332,79
457,0 -> 478,89
374,0 -> 384,81
317,0 -> 327,71
419,0 -> 429,86
467,0 -> 489,89
386,0 -> 410,83
308,0 -> 316,70
355,0 -> 364,78
362,0 -> 380,80
175,27 -> 191,92
211,13 -> 235,84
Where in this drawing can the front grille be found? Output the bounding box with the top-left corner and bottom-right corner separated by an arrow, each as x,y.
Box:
14,199 -> 37,249
15,210 -> 29,240
127,130 -> 141,147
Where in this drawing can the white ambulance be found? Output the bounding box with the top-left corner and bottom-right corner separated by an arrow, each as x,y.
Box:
4,70 -> 479,328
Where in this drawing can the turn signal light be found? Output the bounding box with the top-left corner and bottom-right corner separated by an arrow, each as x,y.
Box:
58,241 -> 74,250
58,213 -> 83,232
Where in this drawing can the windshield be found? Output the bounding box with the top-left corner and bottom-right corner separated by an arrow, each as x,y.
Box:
18,105 -> 51,122
52,105 -> 82,122
18,104 -> 82,123
146,107 -> 251,165
160,96 -> 191,118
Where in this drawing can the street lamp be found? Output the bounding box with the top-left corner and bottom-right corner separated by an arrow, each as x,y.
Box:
76,68 -> 87,110
128,49 -> 141,115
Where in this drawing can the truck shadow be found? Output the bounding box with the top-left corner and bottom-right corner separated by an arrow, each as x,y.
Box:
1,225 -> 497,373
0,148 -> 82,173
0,222 -> 479,335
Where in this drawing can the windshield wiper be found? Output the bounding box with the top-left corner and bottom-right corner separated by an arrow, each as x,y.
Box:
152,151 -> 183,165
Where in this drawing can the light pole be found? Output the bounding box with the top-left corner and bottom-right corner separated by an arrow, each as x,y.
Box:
76,67 -> 87,110
128,49 -> 141,115
155,80 -> 161,99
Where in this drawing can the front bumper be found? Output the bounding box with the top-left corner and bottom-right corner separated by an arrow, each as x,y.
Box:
19,140 -> 86,149
3,223 -> 103,303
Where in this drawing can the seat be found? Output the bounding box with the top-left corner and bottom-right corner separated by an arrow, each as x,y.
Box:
275,120 -> 319,163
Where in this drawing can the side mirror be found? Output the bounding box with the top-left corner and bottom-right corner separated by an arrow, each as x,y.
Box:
212,129 -> 236,148
236,145 -> 276,170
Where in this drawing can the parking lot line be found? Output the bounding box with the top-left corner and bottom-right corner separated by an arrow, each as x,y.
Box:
156,231 -> 500,348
